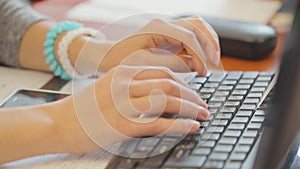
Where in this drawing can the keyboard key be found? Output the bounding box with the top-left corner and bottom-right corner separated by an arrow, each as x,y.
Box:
248,122 -> 262,130
197,140 -> 216,148
228,123 -> 246,130
240,104 -> 256,110
132,138 -> 160,157
214,91 -> 230,97
220,107 -> 236,114
236,110 -> 252,117
208,108 -> 218,115
189,83 -> 202,91
235,84 -> 251,90
200,121 -> 210,128
253,82 -> 269,87
210,152 -> 229,160
251,116 -> 265,123
201,133 -> 221,141
207,126 -> 224,133
210,96 -> 226,102
250,87 -> 266,93
254,109 -> 266,116
208,102 -> 222,109
119,139 -> 140,156
216,113 -> 233,120
151,138 -> 178,155
205,71 -> 212,77
259,72 -> 274,76
244,98 -> 260,105
208,72 -> 226,82
192,147 -> 211,155
218,85 -> 234,91
200,93 -> 211,99
214,144 -> 233,153
224,101 -> 240,107
223,130 -> 242,137
190,77 -> 207,84
231,117 -> 249,123
226,72 -> 242,80
222,80 -> 237,85
242,72 -> 259,79
247,92 -> 263,98
243,130 -> 258,138
144,152 -> 170,167
239,137 -> 255,145
115,158 -> 139,169
224,161 -> 242,169
232,90 -> 247,95
230,152 -> 247,161
204,82 -> 219,88
257,76 -> 272,82
211,119 -> 229,126
200,87 -> 215,93
228,95 -> 244,101
235,144 -> 251,153
239,79 -> 254,84
218,137 -> 237,145
204,160 -> 224,169
178,140 -> 196,150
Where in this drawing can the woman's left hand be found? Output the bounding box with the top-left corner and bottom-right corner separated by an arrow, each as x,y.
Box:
98,16 -> 220,76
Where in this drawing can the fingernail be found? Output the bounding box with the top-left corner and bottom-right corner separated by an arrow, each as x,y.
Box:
200,108 -> 210,120
201,101 -> 208,109
187,120 -> 200,131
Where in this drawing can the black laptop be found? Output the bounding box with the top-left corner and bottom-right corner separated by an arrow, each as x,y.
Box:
105,1 -> 300,169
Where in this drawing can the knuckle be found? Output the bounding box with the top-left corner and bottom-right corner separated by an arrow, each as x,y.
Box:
161,79 -> 177,93
188,32 -> 198,42
150,18 -> 166,25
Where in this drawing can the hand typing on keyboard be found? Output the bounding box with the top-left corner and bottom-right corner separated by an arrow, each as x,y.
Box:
70,65 -> 210,155
98,16 -> 220,76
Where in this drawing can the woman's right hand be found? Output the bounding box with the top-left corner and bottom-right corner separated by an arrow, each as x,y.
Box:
55,65 -> 209,154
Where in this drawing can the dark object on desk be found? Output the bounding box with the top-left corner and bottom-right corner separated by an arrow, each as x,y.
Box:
204,16 -> 277,60
179,16 -> 277,60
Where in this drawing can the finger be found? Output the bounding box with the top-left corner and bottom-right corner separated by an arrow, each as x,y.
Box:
130,78 -> 207,107
171,17 -> 220,66
123,49 -> 192,72
172,17 -> 219,52
131,66 -> 188,87
129,118 -> 200,137
187,17 -> 221,65
139,19 -> 208,76
132,94 -> 209,121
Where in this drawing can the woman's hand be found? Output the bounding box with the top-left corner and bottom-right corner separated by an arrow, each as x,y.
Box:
55,65 -> 209,154
97,17 -> 220,76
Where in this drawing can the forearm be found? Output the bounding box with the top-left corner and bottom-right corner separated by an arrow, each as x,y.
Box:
18,21 -> 114,74
0,97 -> 98,164
0,104 -> 59,164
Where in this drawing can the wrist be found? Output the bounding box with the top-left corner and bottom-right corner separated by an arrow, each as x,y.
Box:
46,97 -> 99,154
61,34 -> 114,75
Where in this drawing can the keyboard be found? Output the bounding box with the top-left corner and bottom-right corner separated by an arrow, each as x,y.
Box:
106,71 -> 275,169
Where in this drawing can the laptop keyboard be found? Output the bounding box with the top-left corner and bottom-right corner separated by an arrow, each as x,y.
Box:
106,71 -> 275,169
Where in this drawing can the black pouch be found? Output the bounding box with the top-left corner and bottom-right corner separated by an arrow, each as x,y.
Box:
178,16 -> 277,60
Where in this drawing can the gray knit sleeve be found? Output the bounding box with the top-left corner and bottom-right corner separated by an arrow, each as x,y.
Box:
0,0 -> 48,67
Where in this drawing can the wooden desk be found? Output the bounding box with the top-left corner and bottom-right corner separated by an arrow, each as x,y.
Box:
33,0 -> 285,72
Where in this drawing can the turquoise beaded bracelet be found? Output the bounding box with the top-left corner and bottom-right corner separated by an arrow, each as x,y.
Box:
43,21 -> 83,80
